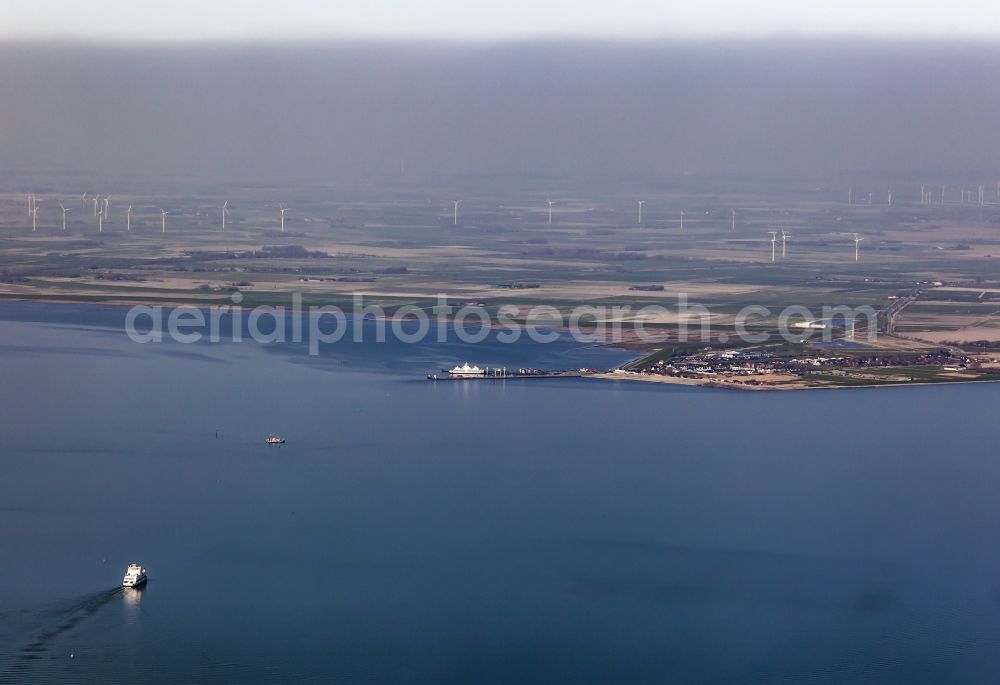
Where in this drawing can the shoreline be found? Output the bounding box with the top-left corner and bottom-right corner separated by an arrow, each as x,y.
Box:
586,372 -> 1000,392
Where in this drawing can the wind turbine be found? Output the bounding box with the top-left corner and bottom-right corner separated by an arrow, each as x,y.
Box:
679,210 -> 685,231
767,231 -> 777,262
28,192 -> 33,217
637,199 -> 645,226
731,209 -> 736,232
126,205 -> 132,232
59,203 -> 70,230
887,190 -> 892,206
221,201 -> 229,230
92,197 -> 99,217
161,209 -> 168,233
452,200 -> 460,226
780,230 -> 790,258
848,186 -> 853,204
979,185 -> 985,206
920,184 -> 926,205
852,233 -> 863,262
279,205 -> 288,233
941,184 -> 946,205
867,192 -> 872,206
103,196 -> 110,221
31,199 -> 40,232
547,199 -> 555,225
98,209 -> 103,233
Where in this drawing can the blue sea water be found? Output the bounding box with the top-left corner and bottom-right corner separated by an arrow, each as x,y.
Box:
1,301 -> 1000,684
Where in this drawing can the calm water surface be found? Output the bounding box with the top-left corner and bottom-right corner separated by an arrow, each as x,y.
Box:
2,302 -> 1000,684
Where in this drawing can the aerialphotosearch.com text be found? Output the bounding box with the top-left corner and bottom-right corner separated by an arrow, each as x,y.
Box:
125,292 -> 878,355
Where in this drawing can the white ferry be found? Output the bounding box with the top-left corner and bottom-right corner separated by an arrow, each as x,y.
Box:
265,435 -> 286,445
122,564 -> 147,588
447,363 -> 486,377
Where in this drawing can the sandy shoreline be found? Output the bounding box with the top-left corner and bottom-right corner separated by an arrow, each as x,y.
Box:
587,372 -> 810,391
586,372 -> 1000,392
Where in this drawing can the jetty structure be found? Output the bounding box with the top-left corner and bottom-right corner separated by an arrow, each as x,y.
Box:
427,363 -> 583,381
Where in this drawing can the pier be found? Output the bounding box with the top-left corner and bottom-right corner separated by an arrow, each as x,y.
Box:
427,369 -> 585,381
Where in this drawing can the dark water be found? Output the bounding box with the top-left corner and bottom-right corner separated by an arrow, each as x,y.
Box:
2,302 -> 1000,684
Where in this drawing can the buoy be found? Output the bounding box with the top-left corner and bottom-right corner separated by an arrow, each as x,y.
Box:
70,653 -> 75,659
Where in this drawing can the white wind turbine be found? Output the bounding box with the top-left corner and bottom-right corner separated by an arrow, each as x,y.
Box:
452,200 -> 460,226
161,209 -> 168,233
59,202 -> 70,230
28,192 -> 34,217
221,201 -> 229,229
31,198 -> 40,231
637,199 -> 645,225
852,233 -> 863,262
103,196 -> 110,221
780,230 -> 790,258
126,205 -> 132,232
98,208 -> 103,233
547,199 -> 555,225
279,205 -> 289,233
767,231 -> 777,262
920,184 -> 926,205
887,189 -> 892,206
679,210 -> 685,231
731,209 -> 736,232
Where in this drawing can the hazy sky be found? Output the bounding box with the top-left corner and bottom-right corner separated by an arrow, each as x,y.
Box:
3,0 -> 1000,40
4,40 -> 1000,185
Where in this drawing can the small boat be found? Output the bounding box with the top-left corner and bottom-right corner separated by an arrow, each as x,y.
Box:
265,435 -> 286,445
122,564 -> 147,588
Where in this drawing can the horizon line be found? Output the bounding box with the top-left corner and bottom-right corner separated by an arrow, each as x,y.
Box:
4,31 -> 1000,46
